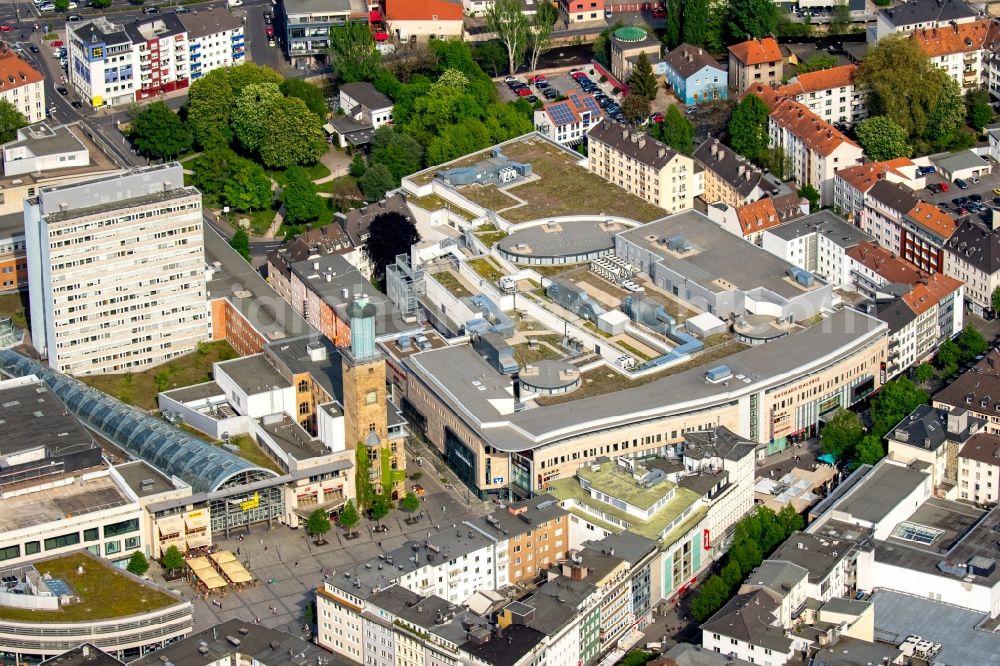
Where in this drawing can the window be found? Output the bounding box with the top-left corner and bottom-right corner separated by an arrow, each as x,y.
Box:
45,532 -> 81,550
105,540 -> 121,555
24,541 -> 39,556
125,536 -> 140,550
298,380 -> 309,393
103,518 -> 139,538
0,545 -> 19,562
299,402 -> 309,415
84,528 -> 99,542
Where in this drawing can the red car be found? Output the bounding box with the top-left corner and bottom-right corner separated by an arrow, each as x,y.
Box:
51,40 -> 63,47
650,112 -> 664,123
0,25 -> 12,32
651,6 -> 665,17
570,71 -> 588,80
531,74 -> 546,83
265,26 -> 275,37
516,88 -> 532,97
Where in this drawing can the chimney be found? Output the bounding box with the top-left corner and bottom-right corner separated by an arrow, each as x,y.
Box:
711,142 -> 718,156
738,165 -> 745,177
658,147 -> 666,158
638,138 -> 646,149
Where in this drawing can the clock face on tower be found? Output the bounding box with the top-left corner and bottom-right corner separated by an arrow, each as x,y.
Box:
365,390 -> 378,405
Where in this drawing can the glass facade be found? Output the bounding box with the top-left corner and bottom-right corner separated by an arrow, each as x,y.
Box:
444,427 -> 478,498
631,563 -> 651,619
208,485 -> 284,534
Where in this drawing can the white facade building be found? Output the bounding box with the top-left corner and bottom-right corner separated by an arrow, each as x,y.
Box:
777,64 -> 866,126
178,7 -> 246,80
533,92 -> 602,145
0,45 -> 45,123
761,211 -> 874,288
24,164 -> 208,375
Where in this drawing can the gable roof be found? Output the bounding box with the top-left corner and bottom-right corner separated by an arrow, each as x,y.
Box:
905,201 -> 957,240
543,91 -> 602,127
880,0 -> 977,28
728,37 -> 782,66
778,64 -> 857,97
701,589 -> 792,653
384,0 -> 462,21
836,158 -> 916,194
588,121 -> 680,170
769,97 -> 860,157
665,43 -> 723,79
959,432 -> 1000,465
902,273 -> 963,315
693,138 -> 767,200
735,193 -> 805,236
0,46 -> 43,91
945,219 -> 1000,274
867,179 -> 918,213
339,81 -> 393,111
911,17 -> 997,56
847,241 -> 923,284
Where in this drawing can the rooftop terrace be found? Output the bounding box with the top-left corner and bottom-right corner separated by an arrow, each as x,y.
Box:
0,474 -> 130,532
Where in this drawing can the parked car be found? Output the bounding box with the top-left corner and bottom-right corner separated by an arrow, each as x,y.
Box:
29,45 -> 39,53
0,25 -> 12,32
650,112 -> 664,123
542,89 -> 559,99
71,100 -> 82,108
66,13 -> 82,20
265,26 -> 275,37
504,75 -> 518,83
952,196 -> 968,205
917,165 -> 937,175
535,81 -> 549,90
530,75 -> 546,83
970,193 -> 983,202
958,207 -> 969,215
927,183 -> 941,194
174,5 -> 189,12
938,182 -> 949,193
516,88 -> 532,97
651,6 -> 665,17
955,178 -> 969,189
56,85 -> 67,95
143,5 -> 159,13
51,40 -> 63,47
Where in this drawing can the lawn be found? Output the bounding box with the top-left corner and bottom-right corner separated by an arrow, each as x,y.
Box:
228,202 -> 281,237
513,336 -> 564,365
316,175 -> 362,196
431,271 -> 472,298
223,434 -> 283,474
499,138 -> 667,223
459,184 -> 520,212
0,553 -> 180,622
468,257 -> 504,282
409,193 -> 477,221
0,292 -> 30,330
618,340 -> 652,361
278,200 -> 337,238
267,160 -> 332,186
475,222 -> 508,246
81,340 -> 238,410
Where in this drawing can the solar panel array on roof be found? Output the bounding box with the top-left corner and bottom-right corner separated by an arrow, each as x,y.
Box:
548,102 -> 576,126
582,96 -> 601,115
0,349 -> 277,493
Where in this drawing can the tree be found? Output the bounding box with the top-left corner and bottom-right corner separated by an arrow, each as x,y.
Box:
937,338 -> 961,377
349,154 -> 367,178
914,362 -> 935,385
364,210 -> 421,282
54,0 -> 69,10
620,93 -> 651,124
129,102 -> 192,159
400,491 -> 421,512
691,575 -> 729,621
777,503 -> 804,534
355,446 -> 374,511
370,494 -> 391,523
923,75 -> 965,151
224,160 -> 272,213
371,125 -> 424,184
618,650 -> 654,666
258,97 -> 328,169
329,21 -> 380,83
683,0 -> 709,47
281,167 -> 325,224
726,0 -> 779,42
957,324 -> 989,361
89,0 -> 112,6
798,185 -> 820,213
161,545 -> 185,574
720,558 -> 743,590
338,500 -> 359,529
487,0 -> 529,75
628,53 -> 657,102
652,105 -> 695,155
192,147 -> 239,203
855,434 -> 885,466
869,377 -> 928,439
185,64 -> 282,149
473,40 -> 507,77
280,78 -> 329,120
728,93 -> 770,163
358,163 -> 396,202
665,0 -> 682,50
229,228 -> 251,261
855,116 -> 910,161
857,35 -> 947,138
126,551 -> 150,576
306,508 -> 332,540
797,53 -> 838,74
830,1 -> 851,34
527,1 -> 558,72
231,83 -> 284,153
966,87 -> 993,132
821,408 -> 863,459
992,286 -> 1000,316
728,538 -> 762,575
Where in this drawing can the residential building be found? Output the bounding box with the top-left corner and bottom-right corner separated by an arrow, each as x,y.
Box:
0,122 -> 119,294
587,121 -> 695,213
533,91 -> 602,145
777,64 -> 866,126
727,37 -> 782,93
762,210 -> 874,287
763,92 -> 863,205
706,191 -> 807,245
0,44 -> 44,123
609,26 -> 663,81
885,405 -> 983,496
663,44 -> 727,105
693,138 -> 781,208
957,431 -> 1000,504
661,643 -> 754,666
133,618 -> 341,666
701,589 -> 798,663
336,194 -> 414,277
561,0 -> 606,24
24,164 -> 207,375
383,0 -> 464,42
266,223 -> 353,303
934,348 -> 1000,435
177,6 -> 246,80
858,179 -> 918,255
911,18 -> 999,93
338,81 -> 393,129
281,0 -> 367,66
900,200 -> 956,273
468,494 -> 569,585
990,122 -> 1000,161
944,218 -> 1000,317
873,0 -> 977,42
833,158 -> 921,223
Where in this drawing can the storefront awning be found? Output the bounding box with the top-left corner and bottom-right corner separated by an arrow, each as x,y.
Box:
374,32 -> 389,41
369,9 -> 381,22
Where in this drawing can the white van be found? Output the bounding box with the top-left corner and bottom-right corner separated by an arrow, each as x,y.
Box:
227,0 -> 243,6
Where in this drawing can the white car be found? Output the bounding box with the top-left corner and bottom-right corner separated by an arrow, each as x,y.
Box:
38,2 -> 55,10
227,0 -> 243,6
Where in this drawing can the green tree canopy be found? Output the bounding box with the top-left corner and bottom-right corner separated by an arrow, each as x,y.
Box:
338,500 -> 360,529
280,78 -> 329,120
473,40 -> 507,77
966,87 -> 994,131
129,102 -> 192,159
306,508 -> 332,538
0,99 -> 26,145
821,408 -> 864,459
224,160 -> 272,213
621,94 -> 651,124
937,338 -> 961,377
330,21 -> 380,83
652,104 -> 695,155
870,377 -> 928,439
797,53 -> 838,74
830,1 -> 851,34
371,125 -> 425,184
992,286 -> 1000,315
923,75 -> 966,151
726,0 -> 779,42
281,166 -> 325,225
527,1 -> 558,72
486,0 -> 529,75
798,184 -> 820,213
914,362 -> 935,385
683,0 -> 710,47
855,116 -> 911,161
665,0 -> 682,49
358,163 -> 396,201
400,491 -> 421,512
957,324 -> 989,361
370,495 -> 391,523
192,147 -> 239,203
258,97 -> 328,169
691,574 -> 729,621
857,35 -> 948,138
364,210 -> 421,282
161,545 -> 185,573
126,551 -> 150,576
855,434 -> 886,466
628,53 -> 658,102
229,228 -> 251,262
232,83 -> 284,153
185,64 -> 282,149
728,93 -> 770,163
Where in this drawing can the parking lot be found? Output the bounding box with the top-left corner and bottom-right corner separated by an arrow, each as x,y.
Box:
497,68 -> 626,121
917,166 -> 1000,225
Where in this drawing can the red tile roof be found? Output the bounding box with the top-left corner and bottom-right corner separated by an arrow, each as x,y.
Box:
735,192 -> 805,235
847,241 -> 923,285
912,18 -> 999,57
778,64 -> 857,97
384,0 -> 462,21
728,37 -> 782,66
769,98 -> 860,157
0,47 -> 43,91
906,201 -> 957,240
902,273 -> 963,315
836,159 -> 915,194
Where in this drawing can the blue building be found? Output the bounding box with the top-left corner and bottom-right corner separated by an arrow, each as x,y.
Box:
663,43 -> 728,106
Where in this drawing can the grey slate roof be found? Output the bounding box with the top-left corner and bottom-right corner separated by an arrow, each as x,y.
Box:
340,81 -> 393,111
867,179 -> 917,213
123,13 -> 188,44
878,0 -> 976,28
693,138 -> 768,201
743,560 -> 808,597
177,6 -> 243,39
588,121 -> 679,170
945,219 -> 1000,275
665,43 -> 724,79
337,193 -> 413,247
874,297 -> 916,334
41,645 -> 124,666
886,404 -> 982,451
469,493 -> 567,541
767,210 -> 873,249
4,124 -> 86,158
661,643 -> 755,666
683,426 -> 758,462
701,589 -> 792,653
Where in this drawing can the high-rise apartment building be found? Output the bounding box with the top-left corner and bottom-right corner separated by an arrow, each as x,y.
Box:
24,164 -> 208,375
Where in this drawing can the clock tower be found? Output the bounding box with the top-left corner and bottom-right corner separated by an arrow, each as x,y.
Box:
341,295 -> 405,498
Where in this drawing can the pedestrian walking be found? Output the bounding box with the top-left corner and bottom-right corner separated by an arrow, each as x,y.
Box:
237,547 -> 241,556
264,545 -> 268,552
294,561 -> 299,567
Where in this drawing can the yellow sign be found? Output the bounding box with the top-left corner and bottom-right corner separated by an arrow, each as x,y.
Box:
186,511 -> 203,519
240,492 -> 260,512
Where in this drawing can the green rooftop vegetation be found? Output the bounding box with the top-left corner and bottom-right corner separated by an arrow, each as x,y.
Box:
409,193 -> 477,221
468,257 -> 505,282
577,462 -> 675,510
431,271 -> 472,298
0,553 -> 180,622
475,223 -> 508,246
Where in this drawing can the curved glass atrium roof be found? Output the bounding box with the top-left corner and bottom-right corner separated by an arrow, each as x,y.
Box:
0,350 -> 277,493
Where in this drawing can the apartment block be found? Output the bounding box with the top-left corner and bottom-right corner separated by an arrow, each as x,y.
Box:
24,164 -> 208,375
693,138 -> 781,208
707,192 -> 807,245
0,44 -> 45,123
177,7 -> 246,80
777,64 -> 866,126
873,0 -> 977,42
912,18 -> 1000,93
957,431 -> 1000,504
944,218 -> 1000,317
469,495 -> 570,585
727,37 -> 782,93
934,349 -> 1000,435
587,121 -> 694,213
886,405 -> 982,495
762,210 -> 873,287
833,158 -> 921,223
533,91 -> 602,146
